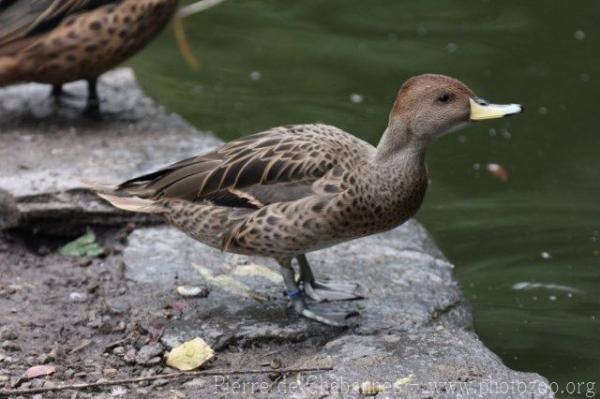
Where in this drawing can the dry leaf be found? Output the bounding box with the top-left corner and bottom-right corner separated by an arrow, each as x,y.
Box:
26,365 -> 56,379
394,374 -> 414,388
231,264 -> 283,283
166,338 -> 214,371
486,163 -> 509,182
192,263 -> 268,301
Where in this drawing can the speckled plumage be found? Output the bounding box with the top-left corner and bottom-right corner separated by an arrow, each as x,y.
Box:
94,74 -> 522,325
117,124 -> 428,258
0,0 -> 178,109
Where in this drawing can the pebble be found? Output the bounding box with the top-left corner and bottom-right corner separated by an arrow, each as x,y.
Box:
269,358 -> 282,369
112,346 -> 125,355
146,356 -> 162,366
169,389 -> 186,399
182,377 -> 207,388
87,280 -> 100,293
29,379 -> 44,388
123,348 -> 136,364
43,381 -> 55,389
111,386 -> 128,396
0,327 -> 18,341
1,340 -> 20,352
107,299 -> 130,314
151,378 -> 169,387
135,343 -> 163,365
7,285 -> 21,294
69,292 -> 88,302
140,369 -> 156,379
64,369 -> 75,379
103,368 -> 118,377
113,321 -> 126,332
176,286 -> 209,298
160,334 -> 181,349
36,353 -> 50,364
78,258 -> 93,268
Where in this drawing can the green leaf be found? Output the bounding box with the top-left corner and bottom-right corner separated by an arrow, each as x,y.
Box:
60,229 -> 104,258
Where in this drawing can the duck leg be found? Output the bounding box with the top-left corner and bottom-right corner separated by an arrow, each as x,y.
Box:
50,84 -> 77,101
84,77 -> 100,114
277,258 -> 346,327
51,84 -> 63,98
50,83 -> 80,101
297,254 -> 362,302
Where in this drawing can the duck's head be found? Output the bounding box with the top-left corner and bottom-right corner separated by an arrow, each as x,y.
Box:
387,74 -> 522,145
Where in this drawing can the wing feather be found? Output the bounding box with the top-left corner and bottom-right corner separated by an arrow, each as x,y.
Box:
116,124 -> 370,207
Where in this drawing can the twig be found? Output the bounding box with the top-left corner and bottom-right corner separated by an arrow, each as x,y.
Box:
103,337 -> 130,352
261,349 -> 283,358
178,0 -> 228,18
172,0 -> 228,68
69,340 -> 92,354
0,366 -> 333,397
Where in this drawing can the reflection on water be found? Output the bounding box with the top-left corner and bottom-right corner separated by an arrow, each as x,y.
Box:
130,0 -> 600,393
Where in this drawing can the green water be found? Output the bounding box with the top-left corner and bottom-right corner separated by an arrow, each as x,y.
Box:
130,1 -> 600,396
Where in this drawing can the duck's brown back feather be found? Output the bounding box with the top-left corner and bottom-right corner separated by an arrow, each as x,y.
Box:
116,124 -> 369,209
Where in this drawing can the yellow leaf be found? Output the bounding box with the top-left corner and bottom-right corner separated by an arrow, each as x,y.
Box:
166,338 -> 214,371
232,264 -> 283,283
394,374 -> 415,388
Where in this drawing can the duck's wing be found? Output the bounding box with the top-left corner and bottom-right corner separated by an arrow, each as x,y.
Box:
0,0 -> 112,48
116,124 -> 368,208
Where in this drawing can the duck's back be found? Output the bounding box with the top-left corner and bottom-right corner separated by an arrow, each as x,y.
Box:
99,123 -> 376,256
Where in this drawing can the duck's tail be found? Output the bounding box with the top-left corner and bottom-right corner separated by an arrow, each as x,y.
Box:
83,180 -> 164,214
0,56 -> 19,84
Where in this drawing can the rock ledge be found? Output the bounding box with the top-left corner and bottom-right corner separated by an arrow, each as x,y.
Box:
0,69 -> 552,398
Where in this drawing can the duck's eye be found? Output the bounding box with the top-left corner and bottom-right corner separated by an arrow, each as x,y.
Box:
437,92 -> 452,103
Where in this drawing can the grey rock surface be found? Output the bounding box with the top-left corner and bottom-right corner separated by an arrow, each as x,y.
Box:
0,189 -> 20,230
0,68 -> 220,233
0,68 -> 552,398
125,222 -> 551,398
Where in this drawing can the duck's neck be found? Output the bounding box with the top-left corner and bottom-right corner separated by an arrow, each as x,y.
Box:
374,125 -> 426,169
365,125 -> 429,226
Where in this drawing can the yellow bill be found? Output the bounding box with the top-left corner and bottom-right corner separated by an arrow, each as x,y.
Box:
469,97 -> 523,121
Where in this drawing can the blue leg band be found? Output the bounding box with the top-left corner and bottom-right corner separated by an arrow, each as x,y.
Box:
287,289 -> 302,300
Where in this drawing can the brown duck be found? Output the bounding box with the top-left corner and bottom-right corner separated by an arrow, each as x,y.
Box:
94,74 -> 522,326
0,0 -> 179,111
